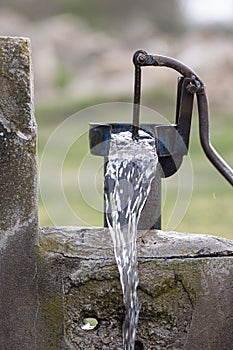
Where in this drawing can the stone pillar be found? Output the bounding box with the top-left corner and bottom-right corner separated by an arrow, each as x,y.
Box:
0,37 -> 38,349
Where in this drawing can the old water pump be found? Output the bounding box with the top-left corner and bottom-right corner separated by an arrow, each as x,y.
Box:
89,50 -> 233,230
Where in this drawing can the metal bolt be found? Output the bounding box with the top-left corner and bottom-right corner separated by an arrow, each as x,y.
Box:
137,53 -> 147,64
186,82 -> 199,94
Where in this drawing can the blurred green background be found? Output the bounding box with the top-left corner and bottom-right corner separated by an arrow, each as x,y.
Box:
0,0 -> 232,237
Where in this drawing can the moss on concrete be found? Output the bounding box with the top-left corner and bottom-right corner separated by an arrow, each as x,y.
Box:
38,233 -> 76,256
41,296 -> 64,350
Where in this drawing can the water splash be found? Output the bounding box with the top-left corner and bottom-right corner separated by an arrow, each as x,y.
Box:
105,130 -> 158,349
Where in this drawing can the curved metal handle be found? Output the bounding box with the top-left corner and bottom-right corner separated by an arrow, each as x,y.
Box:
197,92 -> 233,185
132,50 -> 233,186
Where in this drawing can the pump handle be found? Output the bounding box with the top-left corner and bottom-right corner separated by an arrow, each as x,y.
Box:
132,50 -> 233,186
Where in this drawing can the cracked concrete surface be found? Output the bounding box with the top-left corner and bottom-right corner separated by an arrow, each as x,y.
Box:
39,227 -> 233,259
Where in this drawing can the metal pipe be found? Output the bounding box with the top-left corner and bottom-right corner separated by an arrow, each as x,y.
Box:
138,166 -> 161,230
132,64 -> 141,140
132,51 -> 145,140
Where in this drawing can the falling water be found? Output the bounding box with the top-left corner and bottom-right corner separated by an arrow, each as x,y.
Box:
104,130 -> 158,349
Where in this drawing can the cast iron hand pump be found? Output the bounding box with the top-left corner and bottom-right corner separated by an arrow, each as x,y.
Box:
89,50 -> 233,230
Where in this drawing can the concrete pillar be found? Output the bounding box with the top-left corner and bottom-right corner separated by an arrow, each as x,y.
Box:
0,37 -> 38,349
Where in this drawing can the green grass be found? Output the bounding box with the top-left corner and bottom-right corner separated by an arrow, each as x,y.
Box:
37,92 -> 233,239
53,63 -> 74,89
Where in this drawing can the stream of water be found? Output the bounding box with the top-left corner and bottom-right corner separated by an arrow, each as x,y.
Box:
104,130 -> 158,349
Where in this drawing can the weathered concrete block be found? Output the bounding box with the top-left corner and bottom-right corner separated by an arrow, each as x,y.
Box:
0,37 -> 38,349
38,227 -> 233,350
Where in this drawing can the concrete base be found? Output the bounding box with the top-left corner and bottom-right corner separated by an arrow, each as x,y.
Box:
37,227 -> 233,350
